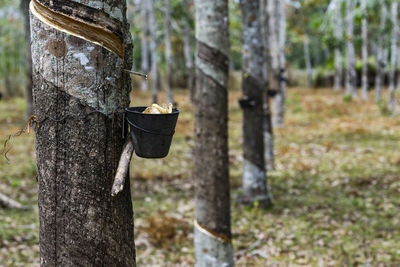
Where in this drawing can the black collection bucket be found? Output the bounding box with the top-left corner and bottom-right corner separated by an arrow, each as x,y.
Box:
125,107 -> 180,159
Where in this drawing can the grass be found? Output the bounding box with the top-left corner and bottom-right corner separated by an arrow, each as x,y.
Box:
1,88 -> 400,266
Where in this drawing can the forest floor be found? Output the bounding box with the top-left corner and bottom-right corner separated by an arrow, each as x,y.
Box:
0,87 -> 400,266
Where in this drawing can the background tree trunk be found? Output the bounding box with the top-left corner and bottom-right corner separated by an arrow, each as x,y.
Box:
361,0 -> 368,100
270,0 -> 287,127
260,0 -> 274,171
193,0 -> 234,265
304,35 -> 312,88
148,0 -> 159,103
21,0 -> 33,118
141,0 -> 149,92
240,0 -> 272,208
182,0 -> 195,102
30,0 -> 135,265
389,1 -> 398,112
397,47 -> 400,93
164,0 -> 174,104
376,3 -> 387,103
333,0 -> 343,91
345,0 -> 357,99
275,0 -> 287,127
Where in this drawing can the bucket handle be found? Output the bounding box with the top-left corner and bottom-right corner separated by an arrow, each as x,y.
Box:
126,119 -> 175,137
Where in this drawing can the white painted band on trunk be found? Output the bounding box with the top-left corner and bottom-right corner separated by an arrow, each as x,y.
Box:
194,222 -> 234,267
242,159 -> 266,193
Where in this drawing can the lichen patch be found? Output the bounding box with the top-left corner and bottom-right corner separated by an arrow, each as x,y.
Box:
73,53 -> 89,66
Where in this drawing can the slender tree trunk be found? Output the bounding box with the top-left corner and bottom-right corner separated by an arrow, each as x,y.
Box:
4,74 -> 14,98
275,0 -> 287,125
240,0 -> 272,208
304,35 -> 312,88
397,50 -> 400,93
389,1 -> 398,112
182,0 -> 195,102
361,0 -> 369,100
164,0 -> 174,104
333,0 -> 343,91
30,0 -> 135,265
194,0 -> 233,265
345,0 -> 357,99
148,0 -> 159,103
21,0 -> 33,117
267,0 -> 278,93
269,0 -> 286,127
376,3 -> 388,103
260,0 -> 274,171
141,0 -> 149,92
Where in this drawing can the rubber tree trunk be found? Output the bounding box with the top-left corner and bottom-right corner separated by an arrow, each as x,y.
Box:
164,0 -> 174,104
148,0 -> 159,103
30,0 -> 135,265
345,0 -> 357,99
240,0 -> 272,207
304,35 -> 312,88
361,0 -> 368,100
182,0 -> 195,102
260,0 -> 274,172
21,0 -> 33,118
333,0 -> 343,91
376,3 -> 388,103
397,49 -> 400,93
389,1 -> 398,112
141,0 -> 149,92
193,0 -> 233,265
269,0 -> 287,128
275,0 -> 287,127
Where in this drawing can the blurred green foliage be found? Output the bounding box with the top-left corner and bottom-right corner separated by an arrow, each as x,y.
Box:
0,0 -> 26,98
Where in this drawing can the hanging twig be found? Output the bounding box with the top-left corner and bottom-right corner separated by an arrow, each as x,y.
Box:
1,116 -> 40,163
111,137 -> 134,196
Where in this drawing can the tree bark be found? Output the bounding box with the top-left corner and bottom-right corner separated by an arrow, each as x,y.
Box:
164,0 -> 174,104
182,0 -> 195,102
240,0 -> 272,208
345,0 -> 357,99
389,1 -> 398,112
30,0 -> 135,265
260,0 -> 274,171
333,0 -> 343,91
194,0 -> 233,265
21,0 -> 33,118
148,0 -> 159,103
361,0 -> 368,100
376,3 -> 388,103
141,0 -> 149,92
304,35 -> 312,88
